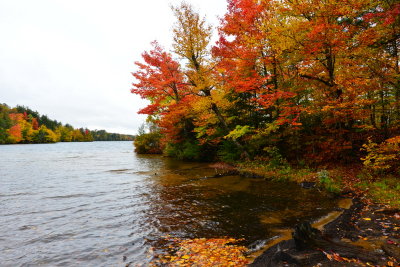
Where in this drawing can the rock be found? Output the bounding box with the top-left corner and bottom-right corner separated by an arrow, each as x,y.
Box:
292,221 -> 384,264
250,240 -> 297,267
300,182 -> 316,189
252,220 -> 385,266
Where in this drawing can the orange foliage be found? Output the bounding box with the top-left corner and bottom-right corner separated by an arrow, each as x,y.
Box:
9,113 -> 24,122
8,124 -> 22,143
132,41 -> 187,116
131,0 -> 400,166
132,42 -> 194,145
31,118 -> 39,130
154,237 -> 249,267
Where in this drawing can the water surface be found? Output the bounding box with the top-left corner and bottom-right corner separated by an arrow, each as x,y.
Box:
0,141 -> 337,266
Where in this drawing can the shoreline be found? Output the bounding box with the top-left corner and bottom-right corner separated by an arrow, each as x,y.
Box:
250,197 -> 400,266
247,198 -> 352,263
211,162 -> 400,266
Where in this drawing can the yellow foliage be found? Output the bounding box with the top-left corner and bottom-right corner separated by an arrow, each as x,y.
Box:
171,3 -> 212,71
154,237 -> 249,267
225,125 -> 253,141
361,137 -> 400,172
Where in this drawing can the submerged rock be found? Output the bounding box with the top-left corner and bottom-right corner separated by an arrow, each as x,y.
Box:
299,182 -> 316,189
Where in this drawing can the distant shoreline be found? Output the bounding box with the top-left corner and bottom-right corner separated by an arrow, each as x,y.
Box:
0,140 -> 134,145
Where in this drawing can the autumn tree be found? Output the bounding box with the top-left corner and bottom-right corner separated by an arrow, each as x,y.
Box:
131,41 -> 195,152
357,1 -> 400,133
8,113 -> 24,143
131,0 -> 399,167
0,104 -> 12,144
32,125 -> 57,143
171,2 -> 251,158
211,0 -> 305,161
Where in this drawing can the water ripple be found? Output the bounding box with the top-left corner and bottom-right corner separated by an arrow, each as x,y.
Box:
0,141 -> 337,266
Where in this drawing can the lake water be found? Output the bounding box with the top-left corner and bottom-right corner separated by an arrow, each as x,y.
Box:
0,141 -> 337,266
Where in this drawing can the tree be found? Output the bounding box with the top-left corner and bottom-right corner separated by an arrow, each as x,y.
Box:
32,125 -> 57,143
172,2 -> 251,158
0,104 -> 12,144
131,41 -> 195,152
8,124 -> 23,143
130,0 -> 400,168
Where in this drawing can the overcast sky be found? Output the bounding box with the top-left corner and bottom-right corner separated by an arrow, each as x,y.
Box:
0,0 -> 227,135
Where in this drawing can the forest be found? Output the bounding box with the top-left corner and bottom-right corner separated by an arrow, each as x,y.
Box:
0,103 -> 134,144
131,0 -> 400,174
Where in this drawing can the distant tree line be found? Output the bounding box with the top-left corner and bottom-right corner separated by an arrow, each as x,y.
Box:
0,103 -> 134,144
91,130 -> 135,141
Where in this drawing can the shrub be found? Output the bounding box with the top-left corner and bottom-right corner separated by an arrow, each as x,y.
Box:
361,136 -> 400,173
217,140 -> 242,163
165,141 -> 202,160
263,146 -> 289,169
318,170 -> 341,193
134,131 -> 162,154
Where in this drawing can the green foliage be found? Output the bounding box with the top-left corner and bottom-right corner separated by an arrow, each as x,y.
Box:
263,146 -> 288,169
317,170 -> 341,194
225,125 -> 253,141
357,177 -> 400,208
56,126 -> 72,142
180,142 -> 202,160
217,140 -> 242,163
0,129 -> 9,144
0,104 -> 12,144
134,131 -> 162,154
32,125 -> 57,143
89,130 -> 134,141
165,141 -> 203,161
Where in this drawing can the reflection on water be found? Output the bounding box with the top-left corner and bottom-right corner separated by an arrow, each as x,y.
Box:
0,142 -> 337,266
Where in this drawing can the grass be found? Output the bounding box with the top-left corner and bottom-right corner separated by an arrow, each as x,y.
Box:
356,175 -> 400,208
237,160 -> 316,183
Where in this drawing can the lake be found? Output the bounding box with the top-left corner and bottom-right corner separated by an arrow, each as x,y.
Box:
0,141 -> 337,266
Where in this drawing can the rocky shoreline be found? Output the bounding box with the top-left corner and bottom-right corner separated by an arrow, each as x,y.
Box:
208,163 -> 400,266
250,197 -> 400,266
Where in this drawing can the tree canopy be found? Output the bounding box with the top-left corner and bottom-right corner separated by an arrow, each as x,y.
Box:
132,0 -> 400,170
